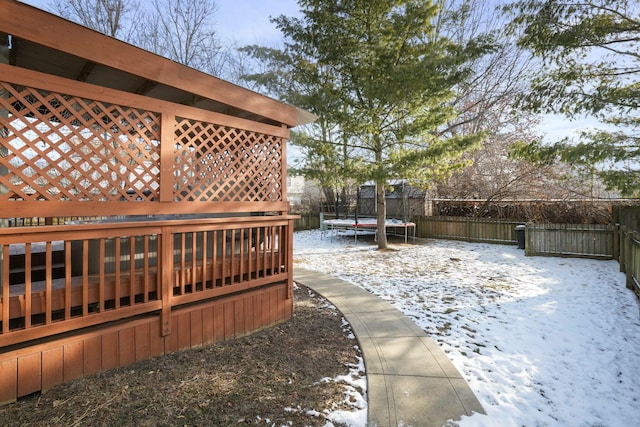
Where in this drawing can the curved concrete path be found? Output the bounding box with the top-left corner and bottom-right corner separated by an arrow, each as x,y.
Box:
294,267 -> 485,427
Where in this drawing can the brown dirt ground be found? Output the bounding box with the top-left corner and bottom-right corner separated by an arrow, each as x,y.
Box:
0,285 -> 364,426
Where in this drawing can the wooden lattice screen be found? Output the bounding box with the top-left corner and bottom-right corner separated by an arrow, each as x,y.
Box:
0,81 -> 286,213
0,82 -> 161,202
174,117 -> 283,202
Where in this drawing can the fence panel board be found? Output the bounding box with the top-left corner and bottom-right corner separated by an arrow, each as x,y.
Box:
619,226 -> 640,298
414,216 -> 521,244
525,224 -> 615,259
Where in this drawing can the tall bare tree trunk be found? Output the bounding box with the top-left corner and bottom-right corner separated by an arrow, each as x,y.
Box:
376,179 -> 387,249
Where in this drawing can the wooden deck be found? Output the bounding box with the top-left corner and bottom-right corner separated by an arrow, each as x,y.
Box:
0,280 -> 292,404
0,216 -> 295,404
0,216 -> 293,347
0,0 -> 306,405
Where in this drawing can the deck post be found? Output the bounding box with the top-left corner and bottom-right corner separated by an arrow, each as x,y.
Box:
161,226 -> 173,336
287,218 -> 294,299
0,34 -> 10,292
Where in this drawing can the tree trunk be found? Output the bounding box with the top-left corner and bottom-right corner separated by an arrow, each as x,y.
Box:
376,179 -> 387,249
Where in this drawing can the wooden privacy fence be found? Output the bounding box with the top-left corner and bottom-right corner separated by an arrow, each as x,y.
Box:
299,214 -> 626,262
412,216 -> 619,260
618,226 -> 640,298
293,213 -> 320,231
295,214 -> 639,301
413,216 -> 522,244
524,223 -> 617,259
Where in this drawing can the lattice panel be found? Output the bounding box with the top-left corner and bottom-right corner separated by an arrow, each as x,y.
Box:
174,117 -> 283,202
0,83 -> 161,202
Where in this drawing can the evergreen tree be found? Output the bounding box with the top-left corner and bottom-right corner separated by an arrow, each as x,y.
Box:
508,0 -> 640,196
247,0 -> 485,248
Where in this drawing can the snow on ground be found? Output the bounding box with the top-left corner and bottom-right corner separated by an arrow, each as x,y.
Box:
294,229 -> 640,427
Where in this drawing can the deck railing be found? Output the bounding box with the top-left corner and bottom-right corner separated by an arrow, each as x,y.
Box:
0,215 -> 294,348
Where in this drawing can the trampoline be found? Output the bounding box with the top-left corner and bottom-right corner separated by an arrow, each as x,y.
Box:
322,217 -> 416,243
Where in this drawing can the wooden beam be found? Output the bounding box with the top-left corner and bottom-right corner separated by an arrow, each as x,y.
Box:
76,61 -> 96,82
135,79 -> 158,95
159,111 -> 174,203
0,64 -> 289,138
0,201 -> 291,220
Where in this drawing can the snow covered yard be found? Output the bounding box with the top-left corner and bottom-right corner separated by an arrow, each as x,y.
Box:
293,229 -> 640,427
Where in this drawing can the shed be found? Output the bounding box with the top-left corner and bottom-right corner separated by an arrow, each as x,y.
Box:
0,0 -> 313,404
358,180 -> 430,220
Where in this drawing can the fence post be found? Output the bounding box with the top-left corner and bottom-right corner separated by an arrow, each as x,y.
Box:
624,230 -> 634,290
524,224 -> 531,256
613,223 -> 620,264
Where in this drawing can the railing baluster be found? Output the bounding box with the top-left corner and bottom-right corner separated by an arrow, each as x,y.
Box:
82,240 -> 88,316
279,225 -> 285,274
143,235 -> 149,303
211,230 -> 218,287
230,229 -> 236,285
129,236 -> 136,305
161,227 -> 172,336
45,241 -> 52,324
180,233 -> 186,294
221,230 -> 227,285
247,228 -> 253,280
65,241 -> 71,319
201,231 -> 208,288
270,226 -> 276,275
99,238 -> 105,312
114,237 -> 121,309
191,231 -> 197,290
239,228 -> 245,283
24,242 -> 32,328
2,245 -> 9,334
262,227 -> 268,278
256,227 -> 261,278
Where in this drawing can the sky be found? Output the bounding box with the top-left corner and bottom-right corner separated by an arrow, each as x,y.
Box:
17,0 -> 603,142
213,0 -> 301,45
294,229 -> 640,426
19,0 -> 301,46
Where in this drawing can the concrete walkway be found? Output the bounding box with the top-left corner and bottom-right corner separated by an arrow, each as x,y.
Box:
293,267 -> 485,427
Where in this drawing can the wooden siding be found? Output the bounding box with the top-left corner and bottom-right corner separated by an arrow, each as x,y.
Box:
0,282 -> 292,405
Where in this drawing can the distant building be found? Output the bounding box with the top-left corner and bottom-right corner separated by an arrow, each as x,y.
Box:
358,180 -> 432,220
286,175 -> 306,207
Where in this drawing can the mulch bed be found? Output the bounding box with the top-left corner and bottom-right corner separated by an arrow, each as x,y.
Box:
0,285 -> 363,426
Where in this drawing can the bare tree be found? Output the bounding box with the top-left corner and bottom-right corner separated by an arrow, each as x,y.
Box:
51,0 -> 143,41
142,0 -> 220,71
51,0 -> 223,75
